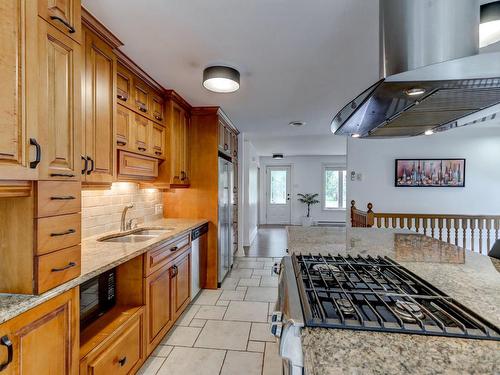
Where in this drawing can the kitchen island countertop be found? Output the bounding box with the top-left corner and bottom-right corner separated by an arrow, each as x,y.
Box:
287,226 -> 500,375
0,218 -> 208,325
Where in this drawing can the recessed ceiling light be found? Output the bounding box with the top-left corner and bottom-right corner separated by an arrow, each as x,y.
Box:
203,66 -> 240,93
480,1 -> 500,47
351,133 -> 361,138
405,88 -> 426,96
272,153 -> 284,159
289,121 -> 306,127
424,129 -> 434,136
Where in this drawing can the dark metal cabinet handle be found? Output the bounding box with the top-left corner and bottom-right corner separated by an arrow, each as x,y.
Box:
81,155 -> 88,175
155,151 -> 162,156
118,357 -> 127,367
50,173 -> 75,178
117,93 -> 128,101
170,246 -> 178,252
87,157 -> 94,175
50,229 -> 75,237
0,336 -> 13,371
50,15 -> 75,33
224,143 -> 228,151
50,195 -> 76,200
180,171 -> 186,181
154,115 -> 163,121
29,138 -> 41,169
138,147 -> 146,152
138,104 -> 147,112
117,140 -> 127,146
51,262 -> 76,272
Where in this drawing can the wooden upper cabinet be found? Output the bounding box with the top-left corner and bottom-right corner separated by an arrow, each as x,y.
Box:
151,123 -> 165,159
133,113 -> 150,154
218,121 -> 226,152
168,101 -> 190,186
134,79 -> 150,115
116,104 -> 132,149
38,0 -> 81,43
151,92 -> 165,125
0,288 -> 79,375
82,27 -> 116,184
37,19 -> 81,181
116,64 -> 133,108
0,1 -> 38,180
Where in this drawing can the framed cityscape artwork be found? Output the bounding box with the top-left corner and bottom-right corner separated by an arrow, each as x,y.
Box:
395,159 -> 465,187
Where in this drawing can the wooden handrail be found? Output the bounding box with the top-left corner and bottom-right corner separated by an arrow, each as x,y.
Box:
350,201 -> 500,254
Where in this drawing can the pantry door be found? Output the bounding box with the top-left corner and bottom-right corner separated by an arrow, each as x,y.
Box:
266,166 -> 291,224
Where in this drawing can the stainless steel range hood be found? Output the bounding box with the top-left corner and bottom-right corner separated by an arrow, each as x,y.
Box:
332,0 -> 500,138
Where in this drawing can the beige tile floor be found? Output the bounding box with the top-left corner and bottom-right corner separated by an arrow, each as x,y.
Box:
137,256 -> 283,375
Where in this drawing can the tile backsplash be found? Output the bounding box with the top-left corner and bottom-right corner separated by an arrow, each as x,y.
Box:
82,182 -> 163,239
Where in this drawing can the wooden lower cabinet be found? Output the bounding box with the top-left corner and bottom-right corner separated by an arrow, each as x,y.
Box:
0,288 -> 79,375
80,307 -> 145,375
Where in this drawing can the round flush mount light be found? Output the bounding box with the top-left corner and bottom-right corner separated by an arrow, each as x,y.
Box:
289,121 -> 306,127
272,153 -> 284,159
203,66 -> 240,93
424,129 -> 434,136
351,133 -> 361,138
480,1 -> 500,48
405,88 -> 426,97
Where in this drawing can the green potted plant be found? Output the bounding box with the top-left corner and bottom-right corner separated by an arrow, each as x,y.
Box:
297,193 -> 320,227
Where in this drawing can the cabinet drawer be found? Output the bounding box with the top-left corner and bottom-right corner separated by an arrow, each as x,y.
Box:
118,151 -> 158,180
35,245 -> 81,293
144,234 -> 190,276
86,311 -> 143,375
36,181 -> 81,217
36,213 -> 81,255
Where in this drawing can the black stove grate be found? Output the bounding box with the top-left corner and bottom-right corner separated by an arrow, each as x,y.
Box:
293,253 -> 500,341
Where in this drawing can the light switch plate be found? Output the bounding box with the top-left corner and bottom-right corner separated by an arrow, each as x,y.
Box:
154,203 -> 163,215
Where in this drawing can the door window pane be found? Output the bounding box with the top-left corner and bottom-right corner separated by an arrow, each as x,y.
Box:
342,170 -> 347,208
324,169 -> 339,208
270,170 -> 287,204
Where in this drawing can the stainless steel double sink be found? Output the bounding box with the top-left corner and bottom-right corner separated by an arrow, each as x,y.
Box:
97,227 -> 174,243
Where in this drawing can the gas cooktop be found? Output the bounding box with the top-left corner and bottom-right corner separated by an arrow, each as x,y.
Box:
292,253 -> 500,341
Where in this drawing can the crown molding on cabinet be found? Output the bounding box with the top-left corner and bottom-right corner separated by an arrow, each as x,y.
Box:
81,7 -> 123,49
191,107 -> 239,134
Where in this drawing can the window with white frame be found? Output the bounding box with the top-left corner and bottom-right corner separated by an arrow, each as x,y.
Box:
323,166 -> 347,209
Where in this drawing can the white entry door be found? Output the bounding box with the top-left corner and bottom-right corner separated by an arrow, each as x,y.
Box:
266,166 -> 291,224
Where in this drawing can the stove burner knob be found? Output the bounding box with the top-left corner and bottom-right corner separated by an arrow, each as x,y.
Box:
271,311 -> 282,322
272,263 -> 281,275
271,322 -> 283,338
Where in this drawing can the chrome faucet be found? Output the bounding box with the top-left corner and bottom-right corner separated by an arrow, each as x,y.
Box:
120,203 -> 134,232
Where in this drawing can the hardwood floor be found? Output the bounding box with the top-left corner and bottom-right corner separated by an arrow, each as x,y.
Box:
243,226 -> 289,258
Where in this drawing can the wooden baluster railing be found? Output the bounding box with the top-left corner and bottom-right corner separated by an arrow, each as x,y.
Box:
454,218 -> 460,246
463,218 -> 468,250
470,218 -> 476,253
445,218 -> 451,243
486,218 -> 492,253
478,218 -> 484,254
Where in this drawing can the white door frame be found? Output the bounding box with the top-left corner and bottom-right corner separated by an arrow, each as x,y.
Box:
265,165 -> 292,224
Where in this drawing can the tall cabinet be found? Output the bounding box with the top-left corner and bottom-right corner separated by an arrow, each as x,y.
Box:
163,107 -> 239,289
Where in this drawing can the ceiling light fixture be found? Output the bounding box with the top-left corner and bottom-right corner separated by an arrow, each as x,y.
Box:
289,121 -> 306,127
203,66 -> 240,93
272,153 -> 284,159
351,133 -> 361,138
405,88 -> 426,97
480,1 -> 500,48
424,129 -> 434,136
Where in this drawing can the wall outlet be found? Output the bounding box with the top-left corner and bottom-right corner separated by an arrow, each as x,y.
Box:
154,203 -> 163,215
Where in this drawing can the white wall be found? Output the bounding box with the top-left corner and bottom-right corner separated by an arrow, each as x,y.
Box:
260,155 -> 347,225
347,123 -> 500,215
241,135 -> 260,247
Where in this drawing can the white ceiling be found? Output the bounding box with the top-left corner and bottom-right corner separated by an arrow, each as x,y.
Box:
83,0 -> 380,154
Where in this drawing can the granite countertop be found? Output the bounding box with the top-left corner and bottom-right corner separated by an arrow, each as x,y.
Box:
287,226 -> 500,375
0,218 -> 207,325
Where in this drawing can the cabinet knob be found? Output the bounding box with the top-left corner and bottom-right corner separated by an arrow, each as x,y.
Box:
118,357 -> 127,367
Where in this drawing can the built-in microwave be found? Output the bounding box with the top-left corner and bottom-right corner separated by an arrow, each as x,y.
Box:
80,268 -> 116,329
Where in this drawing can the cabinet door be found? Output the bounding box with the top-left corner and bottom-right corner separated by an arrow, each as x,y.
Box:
151,93 -> 165,125
0,288 -> 79,375
151,123 -> 165,159
38,20 -> 81,180
144,264 -> 173,354
116,105 -> 132,149
134,79 -> 150,115
116,64 -> 133,108
179,110 -> 190,183
172,252 -> 191,318
38,0 -> 81,42
231,133 -> 238,159
83,29 -> 116,184
224,127 -> 232,155
0,1 -> 38,180
218,121 -> 225,152
133,114 -> 149,154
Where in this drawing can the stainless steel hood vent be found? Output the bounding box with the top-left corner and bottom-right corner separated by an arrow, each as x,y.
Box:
332,0 -> 500,138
